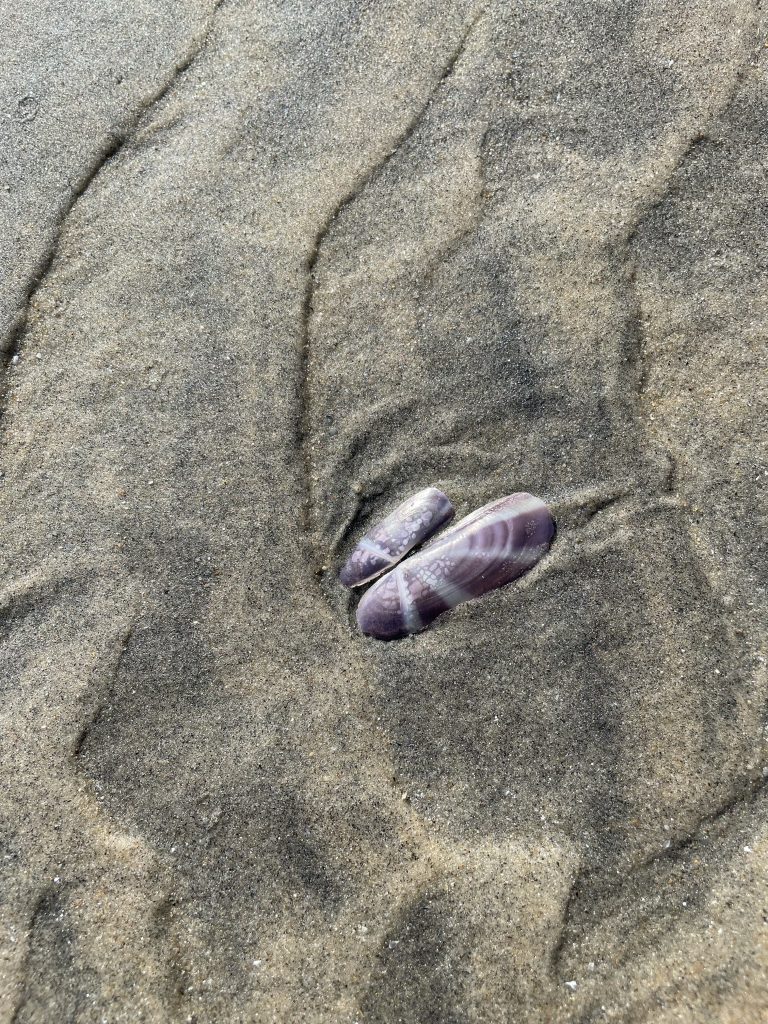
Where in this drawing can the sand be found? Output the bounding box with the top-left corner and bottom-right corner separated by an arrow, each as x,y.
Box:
1,1 -> 766,1021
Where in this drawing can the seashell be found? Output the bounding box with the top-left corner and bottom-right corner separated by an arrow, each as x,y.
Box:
356,492 -> 554,639
339,486 -> 455,588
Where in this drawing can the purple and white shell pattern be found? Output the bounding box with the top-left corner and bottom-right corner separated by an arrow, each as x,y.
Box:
356,492 -> 554,639
339,486 -> 455,588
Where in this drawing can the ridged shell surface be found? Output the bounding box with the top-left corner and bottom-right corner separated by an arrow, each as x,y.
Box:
356,492 -> 554,639
339,486 -> 454,588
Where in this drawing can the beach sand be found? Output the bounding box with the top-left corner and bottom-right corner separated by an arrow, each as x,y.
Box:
1,1 -> 767,1020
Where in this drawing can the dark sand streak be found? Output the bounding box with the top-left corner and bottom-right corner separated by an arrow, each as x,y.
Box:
0,0 -> 228,428
297,15 -> 482,575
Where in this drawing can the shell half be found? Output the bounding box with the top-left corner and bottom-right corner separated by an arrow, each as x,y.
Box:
339,486 -> 454,588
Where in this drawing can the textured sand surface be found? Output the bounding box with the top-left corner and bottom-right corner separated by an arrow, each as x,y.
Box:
1,1 -> 766,1021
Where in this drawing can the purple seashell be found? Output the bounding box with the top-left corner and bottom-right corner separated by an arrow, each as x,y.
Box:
339,486 -> 455,588
356,492 -> 555,640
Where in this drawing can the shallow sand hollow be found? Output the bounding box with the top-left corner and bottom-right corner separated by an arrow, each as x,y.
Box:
1,1 -> 767,1021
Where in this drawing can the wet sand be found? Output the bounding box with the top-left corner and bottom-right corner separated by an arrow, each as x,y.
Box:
1,1 -> 767,1020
